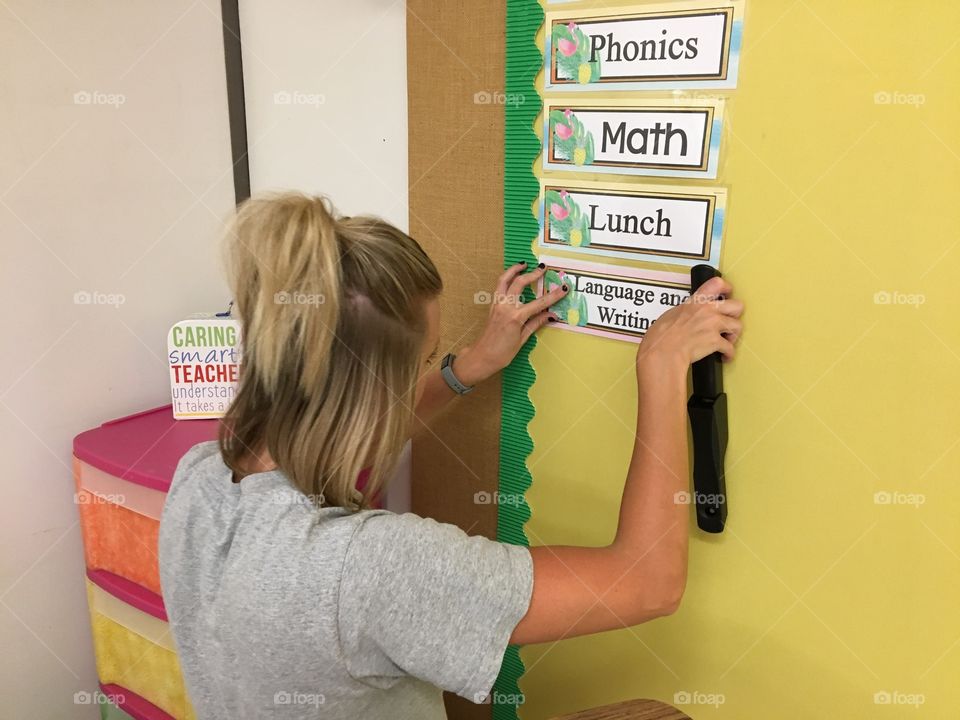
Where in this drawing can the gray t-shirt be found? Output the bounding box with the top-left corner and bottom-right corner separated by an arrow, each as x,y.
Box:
158,441 -> 533,719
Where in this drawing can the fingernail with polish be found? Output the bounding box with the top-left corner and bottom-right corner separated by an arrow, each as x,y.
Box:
562,285 -> 568,292
519,260 -> 527,266
538,262 -> 545,269
548,317 -> 557,323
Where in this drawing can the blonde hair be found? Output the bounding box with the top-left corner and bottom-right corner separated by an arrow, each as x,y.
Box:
219,192 -> 442,510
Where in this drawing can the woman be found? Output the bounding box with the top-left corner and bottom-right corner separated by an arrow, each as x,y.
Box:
159,192 -> 743,719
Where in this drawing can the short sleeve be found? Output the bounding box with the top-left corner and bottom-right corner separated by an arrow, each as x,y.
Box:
166,441 -> 219,498
337,511 -> 533,702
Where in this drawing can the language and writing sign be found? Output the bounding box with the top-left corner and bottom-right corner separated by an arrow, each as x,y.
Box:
538,256 -> 690,343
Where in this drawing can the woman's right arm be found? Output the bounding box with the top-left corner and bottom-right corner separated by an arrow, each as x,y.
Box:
509,277 -> 743,645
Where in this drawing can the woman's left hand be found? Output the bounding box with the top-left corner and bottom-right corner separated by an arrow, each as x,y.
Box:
454,262 -> 568,386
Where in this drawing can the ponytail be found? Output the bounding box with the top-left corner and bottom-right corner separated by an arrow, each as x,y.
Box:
219,192 -> 442,510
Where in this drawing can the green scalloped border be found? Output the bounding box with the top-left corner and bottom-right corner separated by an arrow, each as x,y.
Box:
493,1 -> 543,719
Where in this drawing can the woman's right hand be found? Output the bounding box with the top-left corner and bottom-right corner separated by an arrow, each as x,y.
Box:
512,275 -> 742,647
638,276 -> 744,370
510,275 -> 743,647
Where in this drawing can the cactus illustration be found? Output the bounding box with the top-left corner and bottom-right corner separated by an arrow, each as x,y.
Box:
550,109 -> 596,167
553,22 -> 601,84
544,270 -> 589,327
545,189 -> 591,247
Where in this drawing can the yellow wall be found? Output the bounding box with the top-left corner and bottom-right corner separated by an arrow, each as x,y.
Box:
520,1 -> 960,717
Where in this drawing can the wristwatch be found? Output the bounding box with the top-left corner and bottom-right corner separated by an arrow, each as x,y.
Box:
440,353 -> 474,395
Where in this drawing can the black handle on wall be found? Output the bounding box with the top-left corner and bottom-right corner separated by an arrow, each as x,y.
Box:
687,264 -> 728,533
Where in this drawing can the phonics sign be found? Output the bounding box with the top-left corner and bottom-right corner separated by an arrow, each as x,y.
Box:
545,2 -> 743,91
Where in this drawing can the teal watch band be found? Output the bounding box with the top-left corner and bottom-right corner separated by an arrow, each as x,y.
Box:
440,353 -> 473,395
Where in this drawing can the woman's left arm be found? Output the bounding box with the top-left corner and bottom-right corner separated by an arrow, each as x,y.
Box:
414,262 -> 567,425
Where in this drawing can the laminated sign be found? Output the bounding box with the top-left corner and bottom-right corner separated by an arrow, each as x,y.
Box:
544,1 -> 744,91
167,317 -> 242,419
538,256 -> 690,344
539,178 -> 726,266
543,98 -> 725,179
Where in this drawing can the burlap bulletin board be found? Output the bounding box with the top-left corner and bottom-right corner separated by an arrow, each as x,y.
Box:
407,2 -> 516,719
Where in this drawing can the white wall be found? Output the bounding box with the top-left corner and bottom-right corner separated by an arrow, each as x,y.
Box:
239,0 -> 410,230
239,0 -> 412,512
0,1 -> 235,716
0,3 -> 410,715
